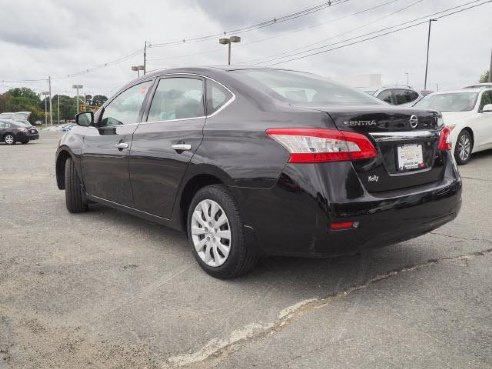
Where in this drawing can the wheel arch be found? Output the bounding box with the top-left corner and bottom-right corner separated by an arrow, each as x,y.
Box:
462,127 -> 474,149
177,173 -> 226,234
55,149 -> 73,189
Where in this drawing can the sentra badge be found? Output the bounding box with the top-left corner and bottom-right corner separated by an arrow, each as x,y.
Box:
343,120 -> 377,127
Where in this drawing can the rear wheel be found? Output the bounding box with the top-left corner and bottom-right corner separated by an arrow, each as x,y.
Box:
4,134 -> 15,145
454,130 -> 473,165
187,185 -> 258,279
64,157 -> 88,213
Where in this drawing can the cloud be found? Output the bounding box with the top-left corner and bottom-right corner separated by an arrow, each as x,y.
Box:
0,0 -> 491,97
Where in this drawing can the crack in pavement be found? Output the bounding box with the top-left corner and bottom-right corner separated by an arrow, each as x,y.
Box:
430,231 -> 492,243
163,247 -> 492,369
460,176 -> 492,183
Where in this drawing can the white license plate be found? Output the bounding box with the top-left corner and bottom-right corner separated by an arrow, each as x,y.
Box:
397,144 -> 423,170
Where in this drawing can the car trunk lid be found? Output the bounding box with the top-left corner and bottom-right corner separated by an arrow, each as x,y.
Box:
303,105 -> 446,193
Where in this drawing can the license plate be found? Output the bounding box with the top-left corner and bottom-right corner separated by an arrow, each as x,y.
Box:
397,144 -> 423,171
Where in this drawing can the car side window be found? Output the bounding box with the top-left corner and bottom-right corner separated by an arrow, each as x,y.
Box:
392,89 -> 408,105
100,81 -> 152,127
479,91 -> 492,110
206,80 -> 233,115
147,77 -> 204,121
0,122 -> 5,128
406,90 -> 419,102
377,90 -> 393,104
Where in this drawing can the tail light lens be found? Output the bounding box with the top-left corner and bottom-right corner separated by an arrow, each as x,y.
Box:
438,127 -> 452,151
266,128 -> 377,163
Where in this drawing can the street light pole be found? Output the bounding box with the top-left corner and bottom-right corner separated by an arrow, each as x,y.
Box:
219,36 -> 241,65
41,92 -> 49,126
424,19 -> 437,90
72,85 -> 83,114
131,65 -> 145,77
405,72 -> 409,86
48,76 -> 53,126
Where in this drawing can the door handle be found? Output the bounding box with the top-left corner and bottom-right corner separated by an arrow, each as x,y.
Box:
115,142 -> 129,150
171,144 -> 192,151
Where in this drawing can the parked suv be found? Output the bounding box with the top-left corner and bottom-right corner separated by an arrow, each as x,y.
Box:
372,86 -> 422,106
0,119 -> 39,144
55,67 -> 461,278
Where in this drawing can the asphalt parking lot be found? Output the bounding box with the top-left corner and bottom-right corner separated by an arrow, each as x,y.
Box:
1,131 -> 491,369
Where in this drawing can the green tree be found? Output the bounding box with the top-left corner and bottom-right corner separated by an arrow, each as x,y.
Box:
480,70 -> 490,83
52,95 -> 79,121
92,95 -> 108,107
0,87 -> 44,123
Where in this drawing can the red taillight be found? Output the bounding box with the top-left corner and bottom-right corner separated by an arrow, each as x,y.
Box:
266,128 -> 377,163
438,127 -> 452,151
329,221 -> 358,230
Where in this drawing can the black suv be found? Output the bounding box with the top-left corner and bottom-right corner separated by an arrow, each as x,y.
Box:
55,67 -> 461,278
0,119 -> 39,144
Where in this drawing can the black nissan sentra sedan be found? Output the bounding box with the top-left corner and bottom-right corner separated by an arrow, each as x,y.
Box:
55,67 -> 461,278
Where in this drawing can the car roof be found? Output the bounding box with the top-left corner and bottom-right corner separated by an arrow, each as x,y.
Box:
428,88 -> 491,94
463,83 -> 492,88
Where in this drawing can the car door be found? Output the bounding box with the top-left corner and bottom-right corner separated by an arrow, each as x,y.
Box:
82,80 -> 153,206
129,76 -> 206,218
476,90 -> 492,148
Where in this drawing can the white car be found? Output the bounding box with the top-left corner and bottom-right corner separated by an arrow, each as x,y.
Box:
414,88 -> 492,164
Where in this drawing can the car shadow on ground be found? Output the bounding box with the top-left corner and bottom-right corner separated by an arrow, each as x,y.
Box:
84,202 -> 444,295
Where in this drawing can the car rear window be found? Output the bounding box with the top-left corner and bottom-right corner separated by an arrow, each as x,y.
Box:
232,69 -> 381,106
414,92 -> 478,112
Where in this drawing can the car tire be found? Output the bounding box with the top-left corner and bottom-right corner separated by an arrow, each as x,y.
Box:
4,134 -> 16,145
64,157 -> 88,213
454,130 -> 473,165
187,185 -> 258,279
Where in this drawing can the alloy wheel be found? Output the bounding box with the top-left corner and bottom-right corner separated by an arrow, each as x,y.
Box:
191,199 -> 232,267
4,134 -> 14,145
458,134 -> 471,162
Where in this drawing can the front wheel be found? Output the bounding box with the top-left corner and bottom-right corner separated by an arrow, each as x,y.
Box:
64,158 -> 88,213
187,185 -> 258,279
454,130 -> 473,165
4,134 -> 15,145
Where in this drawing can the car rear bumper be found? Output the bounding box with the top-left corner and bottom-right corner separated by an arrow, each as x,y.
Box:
231,155 -> 462,257
16,132 -> 39,141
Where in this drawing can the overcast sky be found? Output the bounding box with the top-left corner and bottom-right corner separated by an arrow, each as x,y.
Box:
0,0 -> 491,97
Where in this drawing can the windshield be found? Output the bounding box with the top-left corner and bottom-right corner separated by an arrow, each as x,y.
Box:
414,92 -> 478,112
232,69 -> 382,106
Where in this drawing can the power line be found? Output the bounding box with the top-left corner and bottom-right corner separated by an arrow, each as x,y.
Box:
248,0 -> 424,65
150,0 -> 348,48
259,0 -> 486,65
60,48 -> 143,79
266,0 -> 492,65
148,0 -> 402,63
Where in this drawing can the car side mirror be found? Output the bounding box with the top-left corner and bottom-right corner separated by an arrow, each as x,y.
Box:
75,112 -> 94,126
481,104 -> 492,113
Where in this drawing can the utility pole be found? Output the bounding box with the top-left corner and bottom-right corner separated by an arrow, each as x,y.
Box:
489,48 -> 492,82
48,76 -> 53,126
405,72 -> 409,86
144,41 -> 147,75
57,94 -> 60,124
424,19 -> 437,90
